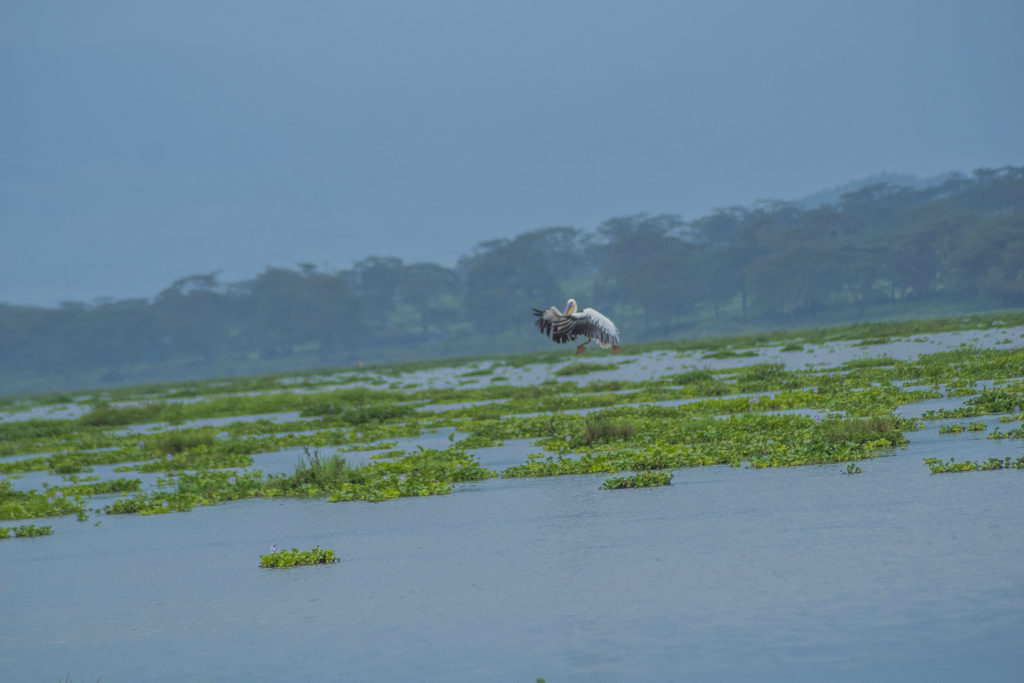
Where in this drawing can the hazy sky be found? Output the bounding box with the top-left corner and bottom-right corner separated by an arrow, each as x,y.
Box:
2,0 -> 1022,306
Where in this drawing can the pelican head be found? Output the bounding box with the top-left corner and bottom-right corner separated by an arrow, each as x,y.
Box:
564,298 -> 577,316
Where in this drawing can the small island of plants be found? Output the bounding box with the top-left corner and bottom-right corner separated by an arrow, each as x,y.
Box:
600,471 -> 673,489
259,544 -> 340,568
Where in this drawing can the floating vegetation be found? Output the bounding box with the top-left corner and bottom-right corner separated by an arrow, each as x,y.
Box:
259,544 -> 339,568
853,337 -> 891,346
842,355 -> 896,368
0,479 -> 90,521
986,426 -> 1024,440
553,362 -> 619,376
667,368 -> 715,384
702,349 -> 757,359
922,382 -> 1024,420
459,367 -> 494,377
845,463 -> 863,475
0,524 -> 54,539
924,456 -> 1024,473
4,316 -> 1024,522
939,422 -> 987,434
600,471 -> 673,489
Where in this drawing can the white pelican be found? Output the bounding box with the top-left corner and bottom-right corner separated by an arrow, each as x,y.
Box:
532,298 -> 622,355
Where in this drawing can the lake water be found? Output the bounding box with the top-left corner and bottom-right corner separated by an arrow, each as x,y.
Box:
3,429 -> 1023,681
2,329 -> 1023,681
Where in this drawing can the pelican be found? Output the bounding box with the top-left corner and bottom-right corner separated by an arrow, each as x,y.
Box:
532,298 -> 622,355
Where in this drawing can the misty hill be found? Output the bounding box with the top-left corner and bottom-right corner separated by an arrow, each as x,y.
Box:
2,165 -> 1022,395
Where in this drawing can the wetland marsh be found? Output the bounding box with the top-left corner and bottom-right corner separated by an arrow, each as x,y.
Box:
2,316 -> 1023,681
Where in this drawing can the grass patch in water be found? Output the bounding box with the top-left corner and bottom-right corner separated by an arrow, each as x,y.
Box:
553,362 -> 619,376
600,471 -> 673,489
853,337 -> 891,346
459,367 -> 494,377
577,413 -> 636,446
702,349 -> 758,359
281,447 -> 368,489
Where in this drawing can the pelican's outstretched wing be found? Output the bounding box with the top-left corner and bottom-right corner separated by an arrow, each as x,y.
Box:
555,307 -> 620,348
532,307 -> 577,344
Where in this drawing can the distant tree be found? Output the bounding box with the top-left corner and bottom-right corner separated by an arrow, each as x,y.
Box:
458,227 -> 581,334
153,273 -> 230,362
397,263 -> 461,334
592,214 -> 698,333
353,256 -> 404,341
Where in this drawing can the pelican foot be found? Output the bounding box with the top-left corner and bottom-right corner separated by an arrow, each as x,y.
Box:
575,344 -> 586,355
612,346 -> 622,355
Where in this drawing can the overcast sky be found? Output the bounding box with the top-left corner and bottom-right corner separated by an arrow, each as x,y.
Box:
2,0 -> 1022,306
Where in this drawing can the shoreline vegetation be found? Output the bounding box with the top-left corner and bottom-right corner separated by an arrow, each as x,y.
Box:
1,313 -> 1023,528
3,167 -> 1023,396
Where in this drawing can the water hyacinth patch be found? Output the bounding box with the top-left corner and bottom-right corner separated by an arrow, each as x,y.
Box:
924,456 -> 1024,473
2,315 -> 1024,526
259,545 -> 339,568
0,524 -> 54,539
600,471 -> 673,489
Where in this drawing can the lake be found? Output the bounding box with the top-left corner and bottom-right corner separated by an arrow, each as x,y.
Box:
1,328 -> 1023,681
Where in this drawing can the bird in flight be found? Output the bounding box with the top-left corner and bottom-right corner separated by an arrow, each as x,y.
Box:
532,298 -> 622,355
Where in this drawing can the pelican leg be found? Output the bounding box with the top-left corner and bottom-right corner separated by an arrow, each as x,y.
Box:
576,338 -> 591,355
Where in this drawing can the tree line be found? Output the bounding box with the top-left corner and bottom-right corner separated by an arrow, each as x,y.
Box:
2,166 -> 1022,394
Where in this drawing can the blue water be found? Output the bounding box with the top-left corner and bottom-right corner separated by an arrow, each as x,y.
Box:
2,433 -> 1022,681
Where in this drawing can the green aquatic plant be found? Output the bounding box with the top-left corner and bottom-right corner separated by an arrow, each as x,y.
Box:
259,544 -> 339,568
600,471 -> 673,489
922,381 -> 1024,420
667,368 -> 715,384
0,524 -> 54,539
78,401 -> 168,427
283,448 -> 368,489
553,362 -> 619,376
841,355 -> 896,368
986,426 -> 1024,439
844,463 -> 863,475
702,349 -> 758,359
301,402 -> 418,424
576,413 -> 636,446
924,456 -> 1024,473
853,337 -> 891,346
735,363 -> 794,392
0,480 -> 92,520
459,366 -> 494,377
6,314 -> 1024,529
